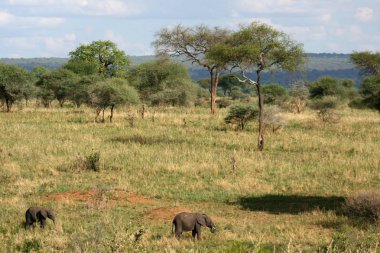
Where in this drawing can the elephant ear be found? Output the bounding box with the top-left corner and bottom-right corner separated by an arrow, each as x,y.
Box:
196,214 -> 207,226
38,209 -> 48,219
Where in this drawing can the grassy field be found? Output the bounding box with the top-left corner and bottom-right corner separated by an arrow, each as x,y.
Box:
0,104 -> 379,252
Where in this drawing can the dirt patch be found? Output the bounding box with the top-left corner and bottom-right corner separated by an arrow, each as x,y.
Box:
43,189 -> 157,208
145,207 -> 191,222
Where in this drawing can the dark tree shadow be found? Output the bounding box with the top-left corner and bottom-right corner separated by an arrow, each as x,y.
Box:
231,194 -> 345,214
110,135 -> 187,146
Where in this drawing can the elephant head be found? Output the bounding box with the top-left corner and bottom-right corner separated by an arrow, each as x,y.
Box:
196,213 -> 216,233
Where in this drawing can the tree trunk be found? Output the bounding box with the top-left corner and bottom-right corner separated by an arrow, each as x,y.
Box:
110,105 -> 114,123
209,68 -> 220,114
5,99 -> 11,112
256,70 -> 264,151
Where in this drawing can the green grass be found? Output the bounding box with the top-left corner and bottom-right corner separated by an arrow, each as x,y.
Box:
0,104 -> 379,252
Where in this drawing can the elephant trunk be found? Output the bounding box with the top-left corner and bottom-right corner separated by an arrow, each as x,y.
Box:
209,222 -> 216,233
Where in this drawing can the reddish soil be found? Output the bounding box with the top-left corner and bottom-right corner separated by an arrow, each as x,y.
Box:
145,206 -> 191,222
43,189 -> 157,208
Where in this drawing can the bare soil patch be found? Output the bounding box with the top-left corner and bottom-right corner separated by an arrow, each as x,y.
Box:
145,206 -> 191,222
43,189 -> 157,208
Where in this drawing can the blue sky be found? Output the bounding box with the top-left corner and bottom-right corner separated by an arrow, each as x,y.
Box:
0,0 -> 379,57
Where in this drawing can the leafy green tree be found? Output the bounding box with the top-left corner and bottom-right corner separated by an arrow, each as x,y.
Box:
219,74 -> 243,96
130,58 -> 196,106
63,60 -> 98,76
262,84 -> 288,105
230,86 -> 246,100
0,63 -> 33,112
224,105 -> 258,130
68,40 -> 130,78
32,66 -> 50,79
350,51 -> 380,76
308,76 -> 357,100
153,25 -> 231,113
197,78 -> 210,90
210,22 -> 305,150
89,78 -> 139,122
36,69 -> 79,107
70,75 -> 103,107
359,75 -> 380,111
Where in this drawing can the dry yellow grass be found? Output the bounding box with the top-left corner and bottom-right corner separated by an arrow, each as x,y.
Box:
0,104 -> 379,252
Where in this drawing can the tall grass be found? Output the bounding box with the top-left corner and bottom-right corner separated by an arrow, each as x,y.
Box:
0,104 -> 379,252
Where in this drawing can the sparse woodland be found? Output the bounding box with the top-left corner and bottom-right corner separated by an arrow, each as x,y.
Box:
0,23 -> 380,252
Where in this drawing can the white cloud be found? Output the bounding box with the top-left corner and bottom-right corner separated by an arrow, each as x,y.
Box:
0,10 -> 64,27
82,0 -> 143,16
354,7 -> 374,22
319,13 -> 332,23
236,0 -> 306,13
0,11 -> 14,26
64,33 -> 76,41
3,37 -> 37,50
8,0 -> 144,16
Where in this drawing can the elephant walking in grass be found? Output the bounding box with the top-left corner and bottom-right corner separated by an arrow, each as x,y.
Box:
25,207 -> 55,229
172,212 -> 216,240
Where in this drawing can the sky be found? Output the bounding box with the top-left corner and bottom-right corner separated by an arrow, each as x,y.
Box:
0,0 -> 379,58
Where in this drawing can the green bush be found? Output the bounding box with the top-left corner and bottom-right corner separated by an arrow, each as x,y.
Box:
58,152 -> 101,172
309,96 -> 341,123
224,104 -> 258,130
262,84 -> 288,105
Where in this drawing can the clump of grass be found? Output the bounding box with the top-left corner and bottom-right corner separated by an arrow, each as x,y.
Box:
58,152 -> 101,172
344,190 -> 380,223
16,239 -> 41,253
326,230 -> 379,252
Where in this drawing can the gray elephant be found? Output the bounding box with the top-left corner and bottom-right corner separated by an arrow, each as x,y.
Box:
172,212 -> 216,240
25,207 -> 55,229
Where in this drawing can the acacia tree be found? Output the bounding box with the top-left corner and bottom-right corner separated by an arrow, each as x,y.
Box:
36,69 -> 79,107
350,51 -> 380,76
89,78 -> 140,122
211,22 -> 305,150
68,40 -> 130,78
0,63 -> 33,112
152,25 -> 230,114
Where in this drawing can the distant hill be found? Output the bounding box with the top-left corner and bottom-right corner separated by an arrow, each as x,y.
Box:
0,53 -> 361,86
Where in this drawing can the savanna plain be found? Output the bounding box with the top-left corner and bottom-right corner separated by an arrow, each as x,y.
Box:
0,104 -> 379,252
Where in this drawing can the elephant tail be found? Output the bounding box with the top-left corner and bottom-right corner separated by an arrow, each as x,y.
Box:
172,220 -> 175,235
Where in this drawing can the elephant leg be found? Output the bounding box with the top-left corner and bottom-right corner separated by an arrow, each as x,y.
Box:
192,229 -> 197,240
175,224 -> 182,239
195,224 -> 202,240
39,218 -> 46,228
25,213 -> 35,229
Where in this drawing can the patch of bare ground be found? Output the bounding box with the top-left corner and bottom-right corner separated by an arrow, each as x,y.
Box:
145,207 -> 191,222
42,189 -> 157,208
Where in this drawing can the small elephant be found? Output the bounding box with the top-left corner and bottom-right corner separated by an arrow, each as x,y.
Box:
25,207 -> 55,229
172,212 -> 216,240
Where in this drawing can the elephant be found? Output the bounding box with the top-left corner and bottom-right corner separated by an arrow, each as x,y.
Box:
172,212 -> 216,240
25,207 -> 55,229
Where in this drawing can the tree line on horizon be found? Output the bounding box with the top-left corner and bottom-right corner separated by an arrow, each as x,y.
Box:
0,22 -> 379,150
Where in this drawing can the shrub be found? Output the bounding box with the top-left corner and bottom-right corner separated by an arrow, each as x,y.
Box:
262,84 -> 288,105
58,152 -> 101,172
230,87 -> 247,100
224,105 -> 258,130
217,98 -> 231,108
344,190 -> 380,223
309,96 -> 341,123
263,106 -> 287,133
